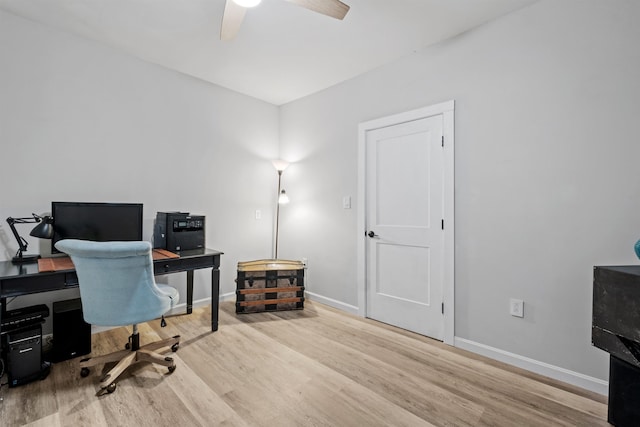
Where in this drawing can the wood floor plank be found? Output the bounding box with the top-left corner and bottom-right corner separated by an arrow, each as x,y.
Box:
157,352 -> 251,427
46,356 -> 108,426
258,303 -> 608,426
0,300 -> 609,426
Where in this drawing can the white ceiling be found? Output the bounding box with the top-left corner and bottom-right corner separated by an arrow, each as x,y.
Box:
0,0 -> 537,105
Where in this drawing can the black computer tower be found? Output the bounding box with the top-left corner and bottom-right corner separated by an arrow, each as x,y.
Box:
6,323 -> 49,387
51,298 -> 91,362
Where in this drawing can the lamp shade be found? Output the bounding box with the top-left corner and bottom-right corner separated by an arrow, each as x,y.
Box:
233,0 -> 261,7
278,189 -> 290,204
272,159 -> 290,172
30,215 -> 54,239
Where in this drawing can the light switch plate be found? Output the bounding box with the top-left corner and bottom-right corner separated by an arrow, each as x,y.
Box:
343,196 -> 351,209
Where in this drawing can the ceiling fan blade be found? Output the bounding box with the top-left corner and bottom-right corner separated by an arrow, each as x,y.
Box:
220,0 -> 247,41
284,0 -> 350,20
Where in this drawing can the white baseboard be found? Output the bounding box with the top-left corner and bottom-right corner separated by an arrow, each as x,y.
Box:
166,297 -> 212,314
219,292 -> 236,302
170,292 -> 234,313
454,337 -> 608,396
305,291 -> 359,315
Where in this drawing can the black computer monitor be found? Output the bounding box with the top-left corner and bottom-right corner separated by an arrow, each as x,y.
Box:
51,202 -> 143,254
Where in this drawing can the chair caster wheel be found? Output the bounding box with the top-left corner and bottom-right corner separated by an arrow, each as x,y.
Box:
80,367 -> 90,377
105,382 -> 117,393
171,343 -> 179,352
168,365 -> 176,374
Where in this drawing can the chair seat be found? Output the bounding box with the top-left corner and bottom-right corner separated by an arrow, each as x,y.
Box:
157,284 -> 179,305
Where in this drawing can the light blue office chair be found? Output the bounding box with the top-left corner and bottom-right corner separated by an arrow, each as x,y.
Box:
55,239 -> 180,394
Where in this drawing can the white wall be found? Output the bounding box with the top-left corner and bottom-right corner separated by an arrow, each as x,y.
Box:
279,0 -> 640,385
0,10 -> 280,329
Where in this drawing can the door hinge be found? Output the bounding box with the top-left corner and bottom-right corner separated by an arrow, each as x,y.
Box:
441,219 -> 444,230
442,302 -> 444,314
441,135 -> 444,147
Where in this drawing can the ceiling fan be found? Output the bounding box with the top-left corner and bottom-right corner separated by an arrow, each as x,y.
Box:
221,0 -> 350,41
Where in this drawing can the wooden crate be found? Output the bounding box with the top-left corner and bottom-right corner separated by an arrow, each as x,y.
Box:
236,259 -> 305,314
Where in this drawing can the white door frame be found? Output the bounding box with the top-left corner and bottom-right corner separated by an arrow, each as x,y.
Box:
357,100 -> 455,345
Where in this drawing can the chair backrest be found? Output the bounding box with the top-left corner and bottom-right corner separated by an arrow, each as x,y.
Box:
55,239 -> 175,326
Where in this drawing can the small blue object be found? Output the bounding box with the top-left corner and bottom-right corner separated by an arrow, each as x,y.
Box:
635,239 -> 640,259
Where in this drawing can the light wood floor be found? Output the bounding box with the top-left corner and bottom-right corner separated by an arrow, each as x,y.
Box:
0,300 -> 609,426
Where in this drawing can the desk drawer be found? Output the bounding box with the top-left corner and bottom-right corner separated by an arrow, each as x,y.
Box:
154,256 -> 215,275
1,273 -> 76,297
64,272 -> 78,286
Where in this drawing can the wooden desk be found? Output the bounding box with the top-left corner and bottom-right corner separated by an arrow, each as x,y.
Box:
0,248 -> 223,336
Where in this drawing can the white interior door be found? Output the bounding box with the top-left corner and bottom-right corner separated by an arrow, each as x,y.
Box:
365,115 -> 445,340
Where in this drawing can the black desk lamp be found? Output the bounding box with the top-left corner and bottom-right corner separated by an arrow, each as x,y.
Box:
6,214 -> 54,264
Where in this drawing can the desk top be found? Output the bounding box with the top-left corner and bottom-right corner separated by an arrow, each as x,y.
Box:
0,248 -> 223,281
594,265 -> 640,276
37,248 -> 180,272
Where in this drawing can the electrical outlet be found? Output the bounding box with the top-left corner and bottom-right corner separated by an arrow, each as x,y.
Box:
510,298 -> 524,318
255,209 -> 261,220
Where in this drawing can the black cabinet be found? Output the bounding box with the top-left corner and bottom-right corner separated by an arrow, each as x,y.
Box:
593,266 -> 640,426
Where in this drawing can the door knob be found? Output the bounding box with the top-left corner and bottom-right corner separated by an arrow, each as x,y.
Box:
367,231 -> 378,238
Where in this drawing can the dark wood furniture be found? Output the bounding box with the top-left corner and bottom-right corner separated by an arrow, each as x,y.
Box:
593,265 -> 640,426
0,248 -> 223,339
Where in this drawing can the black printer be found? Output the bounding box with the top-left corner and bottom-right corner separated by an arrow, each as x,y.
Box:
154,212 -> 205,252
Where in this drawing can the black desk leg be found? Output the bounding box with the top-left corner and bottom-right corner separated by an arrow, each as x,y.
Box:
0,297 -> 4,338
211,268 -> 220,331
186,270 -> 194,315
